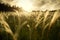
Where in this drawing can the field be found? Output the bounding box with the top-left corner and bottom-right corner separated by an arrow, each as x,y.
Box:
0,9 -> 60,40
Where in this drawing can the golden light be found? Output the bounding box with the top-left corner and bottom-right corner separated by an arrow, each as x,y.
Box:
15,0 -> 33,12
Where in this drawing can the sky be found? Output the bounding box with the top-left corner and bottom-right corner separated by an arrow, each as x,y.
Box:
0,0 -> 60,11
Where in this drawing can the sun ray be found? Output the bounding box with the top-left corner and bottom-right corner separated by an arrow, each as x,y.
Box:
13,0 -> 33,12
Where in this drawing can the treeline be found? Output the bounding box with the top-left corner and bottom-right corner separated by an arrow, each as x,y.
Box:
0,3 -> 20,12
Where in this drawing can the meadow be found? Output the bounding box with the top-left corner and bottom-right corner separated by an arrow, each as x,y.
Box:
0,9 -> 60,40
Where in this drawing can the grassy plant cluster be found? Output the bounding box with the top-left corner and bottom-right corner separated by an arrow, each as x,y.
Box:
0,9 -> 60,40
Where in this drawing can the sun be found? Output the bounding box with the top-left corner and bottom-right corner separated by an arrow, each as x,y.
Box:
15,0 -> 33,12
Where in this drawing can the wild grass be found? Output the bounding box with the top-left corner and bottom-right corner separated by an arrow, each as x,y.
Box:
0,10 -> 60,40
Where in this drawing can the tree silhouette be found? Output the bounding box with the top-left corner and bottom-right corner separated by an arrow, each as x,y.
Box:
0,3 -> 20,12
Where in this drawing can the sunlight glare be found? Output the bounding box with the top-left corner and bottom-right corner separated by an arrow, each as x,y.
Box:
15,0 -> 33,12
